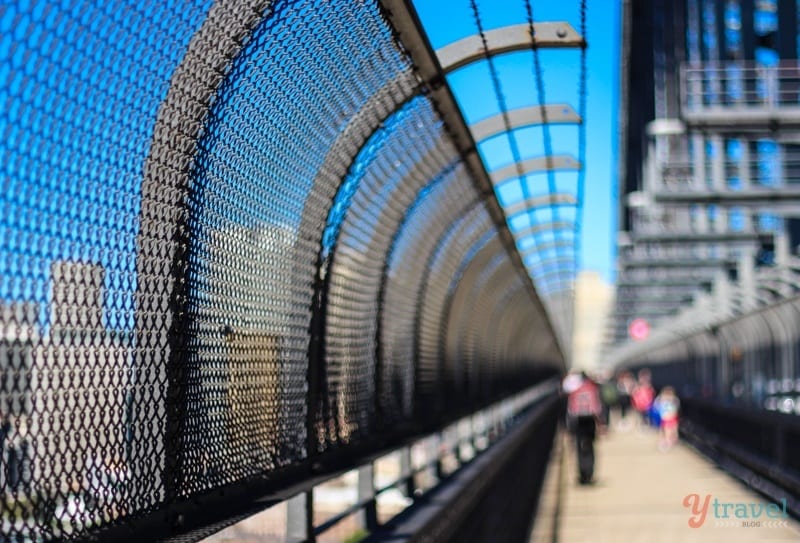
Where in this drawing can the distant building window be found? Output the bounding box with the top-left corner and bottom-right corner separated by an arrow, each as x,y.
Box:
756,139 -> 779,186
754,0 -> 778,35
758,213 -> 781,231
729,208 -> 745,231
708,204 -> 719,229
725,1 -> 742,58
703,0 -> 719,59
687,0 -> 701,63
754,0 -> 778,68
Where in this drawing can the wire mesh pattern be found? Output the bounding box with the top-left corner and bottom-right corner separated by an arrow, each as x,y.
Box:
382,168 -> 478,418
0,0 -> 563,541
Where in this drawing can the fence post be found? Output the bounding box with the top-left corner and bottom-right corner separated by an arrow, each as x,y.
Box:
286,492 -> 310,543
357,463 -> 378,531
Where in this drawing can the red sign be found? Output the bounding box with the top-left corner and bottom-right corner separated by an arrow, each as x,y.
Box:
628,318 -> 650,341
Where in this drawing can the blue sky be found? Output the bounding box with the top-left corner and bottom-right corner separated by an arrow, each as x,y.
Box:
413,0 -> 620,285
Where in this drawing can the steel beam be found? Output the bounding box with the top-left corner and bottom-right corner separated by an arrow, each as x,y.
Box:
513,220 -> 575,239
470,104 -> 581,142
526,254 -> 575,270
490,155 -> 581,186
506,194 -> 577,219
436,22 -> 584,74
519,238 -> 575,259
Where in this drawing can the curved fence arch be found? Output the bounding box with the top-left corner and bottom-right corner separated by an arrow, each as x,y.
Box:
0,1 -> 564,540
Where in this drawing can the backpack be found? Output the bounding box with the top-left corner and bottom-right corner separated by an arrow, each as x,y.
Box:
568,385 -> 599,417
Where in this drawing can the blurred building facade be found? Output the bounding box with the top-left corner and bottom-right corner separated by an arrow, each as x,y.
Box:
1,261 -> 132,516
612,0 -> 800,344
571,271 -> 614,370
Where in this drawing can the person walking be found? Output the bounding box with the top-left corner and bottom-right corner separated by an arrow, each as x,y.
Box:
566,372 -> 604,484
631,369 -> 655,428
654,386 -> 680,451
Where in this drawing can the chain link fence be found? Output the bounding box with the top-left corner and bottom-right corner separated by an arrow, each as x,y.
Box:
0,1 -> 563,540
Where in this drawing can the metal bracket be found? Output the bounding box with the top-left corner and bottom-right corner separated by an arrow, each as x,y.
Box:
490,155 -> 581,186
436,22 -> 584,74
471,104 -> 581,143
505,193 -> 577,219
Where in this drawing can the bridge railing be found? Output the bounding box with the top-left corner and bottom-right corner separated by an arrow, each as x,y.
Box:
681,397 -> 800,517
682,61 -> 800,113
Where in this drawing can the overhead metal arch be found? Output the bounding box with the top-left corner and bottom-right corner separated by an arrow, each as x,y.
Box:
506,193 -> 577,219
530,270 -> 575,286
519,238 -> 575,259
529,263 -> 575,278
514,220 -> 575,239
381,1 -> 566,365
134,0 -> 275,500
471,104 -> 581,142
516,229 -> 575,248
527,255 -> 576,273
529,268 -> 575,289
532,277 -> 574,295
527,248 -> 576,266
490,155 -> 581,186
436,22 -> 584,74
301,69 -> 419,267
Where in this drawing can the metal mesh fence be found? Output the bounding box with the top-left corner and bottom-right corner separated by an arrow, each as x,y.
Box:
0,0 -> 563,541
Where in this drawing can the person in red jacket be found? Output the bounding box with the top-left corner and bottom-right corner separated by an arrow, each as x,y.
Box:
565,372 -> 604,484
631,369 -> 655,428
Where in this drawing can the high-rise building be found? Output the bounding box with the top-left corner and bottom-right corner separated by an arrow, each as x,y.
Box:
571,271 -> 614,370
181,222 -> 294,487
0,260 -> 134,518
612,0 -> 800,344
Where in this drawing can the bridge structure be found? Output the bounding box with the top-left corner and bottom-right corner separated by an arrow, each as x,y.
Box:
1,1 -> 800,542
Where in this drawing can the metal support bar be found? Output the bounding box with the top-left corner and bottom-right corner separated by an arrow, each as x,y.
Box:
519,238 -> 574,259
435,22 -> 584,74
470,104 -> 581,142
504,193 -> 578,217
489,155 -> 581,186
286,492 -> 309,543
514,220 -> 575,239
357,464 -> 378,531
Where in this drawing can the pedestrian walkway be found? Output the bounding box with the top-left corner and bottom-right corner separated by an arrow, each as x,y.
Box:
550,422 -> 800,542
